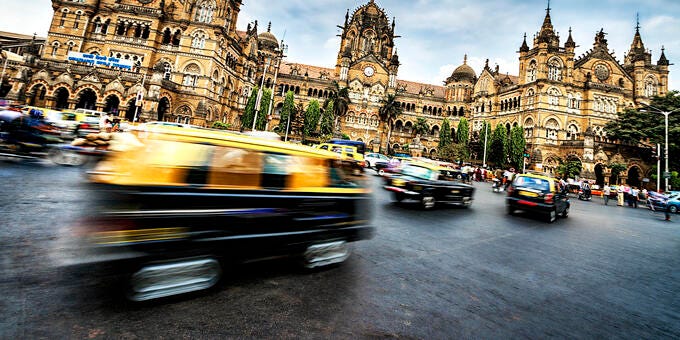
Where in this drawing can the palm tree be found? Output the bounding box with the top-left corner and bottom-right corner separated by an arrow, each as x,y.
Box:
331,81 -> 350,135
413,117 -> 430,137
379,94 -> 402,154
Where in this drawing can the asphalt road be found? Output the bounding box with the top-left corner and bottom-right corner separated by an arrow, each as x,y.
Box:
1,159 -> 679,338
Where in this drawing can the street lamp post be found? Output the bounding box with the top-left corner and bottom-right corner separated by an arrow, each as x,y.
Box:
482,121 -> 488,168
252,57 -> 271,131
265,41 -> 287,132
640,105 -> 680,192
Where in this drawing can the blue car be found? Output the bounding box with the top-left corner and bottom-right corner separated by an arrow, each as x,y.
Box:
649,193 -> 680,213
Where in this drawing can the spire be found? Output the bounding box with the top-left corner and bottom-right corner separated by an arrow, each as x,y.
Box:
344,9 -> 349,27
536,0 -> 559,46
625,15 -> 651,65
463,54 -> 467,64
520,33 -> 529,52
565,27 -> 575,48
658,46 -> 670,66
267,21 -> 271,33
392,17 -> 396,32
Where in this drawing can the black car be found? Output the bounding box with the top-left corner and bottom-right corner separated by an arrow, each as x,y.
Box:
383,162 -> 474,209
506,173 -> 570,223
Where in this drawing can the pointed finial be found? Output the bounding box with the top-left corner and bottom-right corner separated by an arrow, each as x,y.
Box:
546,0 -> 551,14
267,22 -> 271,32
463,54 -> 467,64
636,12 -> 640,32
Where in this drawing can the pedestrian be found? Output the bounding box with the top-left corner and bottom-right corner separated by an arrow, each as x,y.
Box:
603,183 -> 611,205
617,185 -> 624,206
631,187 -> 639,208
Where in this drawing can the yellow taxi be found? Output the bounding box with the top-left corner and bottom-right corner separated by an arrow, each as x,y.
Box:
83,126 -> 374,301
506,172 -> 570,223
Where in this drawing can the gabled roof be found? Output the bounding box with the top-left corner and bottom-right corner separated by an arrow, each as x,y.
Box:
279,62 -> 336,81
397,79 -> 445,98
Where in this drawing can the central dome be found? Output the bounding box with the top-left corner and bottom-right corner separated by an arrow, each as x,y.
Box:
450,55 -> 476,82
258,23 -> 279,51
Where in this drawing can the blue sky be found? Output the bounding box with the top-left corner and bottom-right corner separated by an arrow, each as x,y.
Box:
3,0 -> 679,90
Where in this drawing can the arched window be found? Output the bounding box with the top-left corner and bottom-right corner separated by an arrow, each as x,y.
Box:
547,58 -> 562,81
567,124 -> 579,140
644,75 -> 658,97
548,87 -> 560,107
524,117 -> 534,138
51,42 -> 60,57
195,1 -> 214,23
191,33 -> 206,49
545,118 -> 559,140
67,41 -> 75,53
527,60 -> 537,82
163,62 -> 172,80
183,63 -> 201,87
59,9 -> 68,27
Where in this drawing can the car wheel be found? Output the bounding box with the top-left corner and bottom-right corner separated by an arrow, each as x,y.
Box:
365,161 -> 371,168
393,192 -> 404,203
670,205 -> 678,214
562,206 -> 569,218
507,205 -> 515,215
546,209 -> 557,223
421,193 -> 435,210
377,169 -> 385,176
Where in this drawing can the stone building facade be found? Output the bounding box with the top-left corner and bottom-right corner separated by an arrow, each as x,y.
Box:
0,0 -> 670,186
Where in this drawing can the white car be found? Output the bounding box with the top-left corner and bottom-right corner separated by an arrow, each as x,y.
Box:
364,152 -> 391,168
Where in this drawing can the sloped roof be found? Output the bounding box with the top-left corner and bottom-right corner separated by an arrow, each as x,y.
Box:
279,62 -> 336,80
397,79 -> 446,98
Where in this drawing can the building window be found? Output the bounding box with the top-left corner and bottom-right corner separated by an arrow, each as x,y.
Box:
527,60 -> 537,82
548,88 -> 560,107
195,1 -> 214,23
51,43 -> 59,56
60,11 -> 67,27
547,58 -> 562,81
74,12 -> 81,29
67,42 -> 75,53
644,76 -> 658,97
191,34 -> 206,49
163,63 -> 172,80
545,118 -> 559,140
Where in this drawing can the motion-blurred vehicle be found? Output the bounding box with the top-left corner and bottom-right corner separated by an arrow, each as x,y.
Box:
364,152 -> 390,168
506,173 -> 570,223
73,115 -> 100,138
318,143 -> 366,172
80,126 -> 374,301
383,162 -> 474,209
648,192 -> 680,213
0,109 -> 63,158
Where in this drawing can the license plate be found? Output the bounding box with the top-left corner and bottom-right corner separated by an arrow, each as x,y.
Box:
393,179 -> 405,187
519,190 -> 538,197
451,190 -> 460,194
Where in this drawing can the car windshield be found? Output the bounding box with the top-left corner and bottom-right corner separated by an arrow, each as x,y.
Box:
402,164 -> 437,181
514,176 -> 551,192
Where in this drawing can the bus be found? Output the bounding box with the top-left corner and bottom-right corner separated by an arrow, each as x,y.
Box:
327,139 -> 366,155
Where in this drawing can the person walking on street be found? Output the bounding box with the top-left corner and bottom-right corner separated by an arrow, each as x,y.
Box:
617,185 -> 625,206
603,184 -> 611,205
631,187 -> 639,208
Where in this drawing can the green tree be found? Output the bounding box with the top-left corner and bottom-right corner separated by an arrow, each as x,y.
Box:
303,100 -> 321,139
606,91 -> 680,170
320,100 -> 334,135
438,142 -> 465,162
379,94 -> 402,153
413,118 -> 430,137
254,88 -> 271,131
278,90 -> 296,136
211,121 -> 231,130
457,118 -> 470,160
609,163 -> 627,184
331,83 -> 350,134
489,124 -> 508,166
240,86 -> 258,131
509,125 -> 526,170
438,118 -> 452,149
556,160 -> 583,180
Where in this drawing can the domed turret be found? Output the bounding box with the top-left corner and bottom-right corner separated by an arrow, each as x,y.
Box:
258,22 -> 279,51
449,55 -> 476,82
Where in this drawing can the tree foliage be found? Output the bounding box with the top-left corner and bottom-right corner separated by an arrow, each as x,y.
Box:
609,162 -> 627,184
489,124 -> 508,166
254,88 -> 271,131
278,90 -> 295,135
606,91 -> 680,170
240,87 -> 258,131
556,160 -> 583,180
320,100 -> 335,135
332,83 -> 350,134
456,118 -> 470,160
380,94 -> 402,153
413,118 -> 430,137
438,142 -> 465,162
509,125 -> 526,170
438,118 -> 452,149
211,121 -> 231,130
303,100 -> 321,138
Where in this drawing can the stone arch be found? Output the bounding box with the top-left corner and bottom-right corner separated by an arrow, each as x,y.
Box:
429,149 -> 437,158
542,154 -> 561,176
594,163 -> 606,187
625,164 -> 643,188
27,82 -> 48,107
53,87 -> 70,109
103,93 -> 121,115
75,87 -> 98,110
